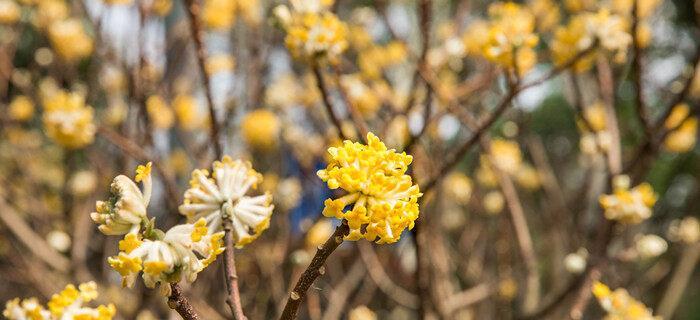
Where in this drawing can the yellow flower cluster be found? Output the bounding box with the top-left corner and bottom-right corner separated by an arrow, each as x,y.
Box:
91,163 -> 152,235
241,109 -> 281,151
599,175 -> 656,224
464,2 -> 539,75
552,8 -> 632,71
663,103 -> 697,153
48,18 -> 93,62
339,74 -> 381,117
578,102 -> 613,155
42,90 -> 96,149
317,133 -> 422,244
173,94 -> 207,131
278,1 -> 348,63
203,0 -> 236,29
357,41 -> 407,80
0,0 -> 21,24
3,282 -> 116,320
8,95 -> 35,122
107,220 -> 225,296
592,281 -> 660,320
146,95 -> 175,130
179,156 -> 274,248
202,0 -> 262,29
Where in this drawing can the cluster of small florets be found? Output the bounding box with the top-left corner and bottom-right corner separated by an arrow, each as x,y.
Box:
42,90 -> 96,149
317,133 -> 422,244
277,0 -> 349,63
92,163 -> 225,296
179,156 -> 275,248
592,281 -> 660,320
551,6 -> 634,71
663,103 -> 698,153
3,282 -> 116,320
599,175 -> 657,224
463,2 -> 539,75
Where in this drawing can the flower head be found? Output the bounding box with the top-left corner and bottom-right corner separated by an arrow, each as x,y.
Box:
179,156 -> 274,248
592,281 -> 660,320
48,18 -> 94,62
91,163 -> 152,235
4,282 -> 116,320
42,90 -> 96,149
107,220 -> 225,296
280,4 -> 348,63
241,110 -> 281,151
599,175 -> 656,224
317,132 -> 422,244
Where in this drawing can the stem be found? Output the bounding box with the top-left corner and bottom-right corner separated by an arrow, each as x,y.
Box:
168,283 -> 202,320
279,221 -> 350,320
222,218 -> 248,320
182,0 -> 223,158
657,243 -> 700,318
312,63 -> 349,141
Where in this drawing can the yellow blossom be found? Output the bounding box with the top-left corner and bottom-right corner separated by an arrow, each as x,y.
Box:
340,74 -> 381,117
0,0 -> 21,24
241,109 -> 281,151
146,95 -> 175,129
282,7 -> 349,63
48,18 -> 94,62
180,156 -> 274,248
484,190 -> 505,215
668,217 -> 700,244
592,281 -> 660,320
443,173 -> 472,205
489,139 -> 523,175
173,94 -> 207,131
599,175 -> 656,224
664,103 -> 690,130
42,90 -> 96,149
205,54 -> 235,75
8,95 -> 35,121
317,133 -> 422,244
202,0 -> 236,29
664,117 -> 697,153
150,0 -> 172,16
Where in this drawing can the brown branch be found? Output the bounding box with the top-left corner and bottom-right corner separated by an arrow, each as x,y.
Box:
182,0 -> 223,158
312,64 -> 350,141
357,241 -> 418,308
631,0 -> 653,141
0,196 -> 71,272
443,283 -> 493,315
418,43 -> 598,195
657,243 -> 700,318
222,218 -> 247,320
279,221 -> 350,320
168,283 -> 202,320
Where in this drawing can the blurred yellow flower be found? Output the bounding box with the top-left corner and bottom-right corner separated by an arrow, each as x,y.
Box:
340,74 -> 381,117
484,190 -> 505,215
592,281 -> 660,320
48,18 -> 93,62
318,133 -> 422,244
203,0 -> 236,30
490,139 -> 523,175
146,95 -> 175,129
443,173 -> 472,205
599,175 -> 656,224
205,54 -> 235,75
0,0 -> 21,24
305,219 -> 334,248
668,217 -> 700,244
281,5 -> 348,63
664,117 -> 697,153
173,94 -> 207,131
241,109 -> 281,151
42,90 -> 96,149
8,95 -> 35,122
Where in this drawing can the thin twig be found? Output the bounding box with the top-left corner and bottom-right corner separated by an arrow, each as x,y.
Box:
631,0 -> 653,141
279,221 -> 350,320
168,283 -> 202,320
222,218 -> 247,320
312,63 -> 350,141
357,241 -> 418,308
657,243 -> 700,318
182,0 -> 223,158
